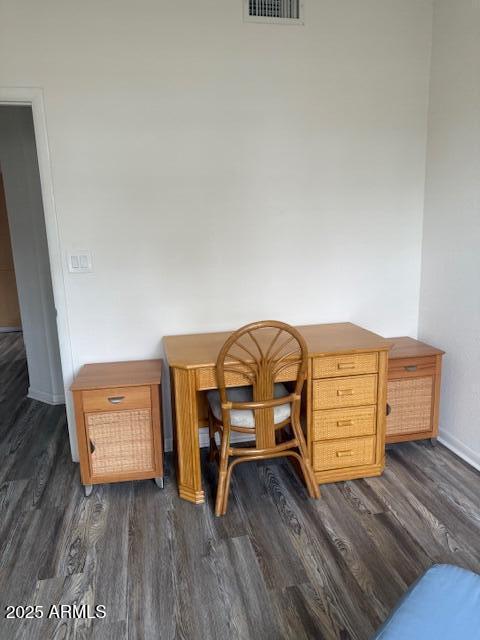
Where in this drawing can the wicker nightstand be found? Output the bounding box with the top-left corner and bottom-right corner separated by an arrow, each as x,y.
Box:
386,338 -> 444,445
71,360 -> 164,496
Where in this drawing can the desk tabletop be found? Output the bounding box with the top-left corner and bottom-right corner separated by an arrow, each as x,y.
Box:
71,359 -> 162,390
386,336 -> 444,359
164,322 -> 392,369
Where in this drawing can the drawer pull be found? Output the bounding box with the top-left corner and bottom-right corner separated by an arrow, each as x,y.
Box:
337,419 -> 353,427
337,389 -> 354,397
337,362 -> 355,370
404,365 -> 417,372
89,439 -> 96,454
108,396 -> 125,404
336,450 -> 353,458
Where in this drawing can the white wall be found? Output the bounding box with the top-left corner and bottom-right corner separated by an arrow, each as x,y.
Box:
0,106 -> 64,404
0,0 -> 434,458
419,0 -> 480,469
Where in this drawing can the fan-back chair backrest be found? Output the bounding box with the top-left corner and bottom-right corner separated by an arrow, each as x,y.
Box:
216,320 -> 308,449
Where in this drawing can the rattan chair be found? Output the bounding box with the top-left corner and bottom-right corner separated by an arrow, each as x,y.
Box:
207,320 -> 320,516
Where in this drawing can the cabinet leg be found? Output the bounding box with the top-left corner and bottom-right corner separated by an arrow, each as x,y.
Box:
154,477 -> 164,489
84,484 -> 93,497
430,438 -> 438,448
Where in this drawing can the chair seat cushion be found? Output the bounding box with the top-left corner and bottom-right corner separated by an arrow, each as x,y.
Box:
373,564 -> 480,640
207,383 -> 291,429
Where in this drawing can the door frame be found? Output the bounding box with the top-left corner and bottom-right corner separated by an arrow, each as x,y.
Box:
0,87 -> 78,461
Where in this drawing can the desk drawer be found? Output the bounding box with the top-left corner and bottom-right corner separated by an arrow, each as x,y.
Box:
82,386 -> 151,413
312,406 -> 376,441
313,374 -> 377,410
313,353 -> 378,379
195,363 -> 300,391
313,436 -> 375,472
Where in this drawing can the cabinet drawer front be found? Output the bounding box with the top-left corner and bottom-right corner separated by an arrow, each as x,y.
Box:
387,377 -> 433,436
313,436 -> 375,472
312,406 -> 376,441
388,356 -> 436,379
313,375 -> 377,410
313,353 -> 378,379
86,408 -> 155,476
82,386 -> 151,412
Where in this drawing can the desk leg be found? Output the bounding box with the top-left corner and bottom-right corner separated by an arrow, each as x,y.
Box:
172,367 -> 205,504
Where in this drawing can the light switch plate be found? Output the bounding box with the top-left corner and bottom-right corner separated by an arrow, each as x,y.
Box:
68,251 -> 93,273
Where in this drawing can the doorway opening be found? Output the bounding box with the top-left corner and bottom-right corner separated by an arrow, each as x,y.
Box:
0,105 -> 64,425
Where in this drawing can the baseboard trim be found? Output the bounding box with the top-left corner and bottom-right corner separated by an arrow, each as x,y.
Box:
28,387 -> 65,405
438,432 -> 480,473
0,326 -> 22,333
164,429 -> 253,453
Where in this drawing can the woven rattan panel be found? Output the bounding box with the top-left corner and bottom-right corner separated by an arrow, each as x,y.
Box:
312,406 -> 376,441
313,435 -> 375,472
87,409 -> 154,475
387,377 -> 433,436
195,362 -> 300,391
313,374 -> 377,410
312,352 -> 378,379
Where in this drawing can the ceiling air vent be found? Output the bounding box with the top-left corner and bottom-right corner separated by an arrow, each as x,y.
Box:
244,0 -> 305,25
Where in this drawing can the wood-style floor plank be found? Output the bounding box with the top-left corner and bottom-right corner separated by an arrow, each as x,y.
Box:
0,332 -> 480,640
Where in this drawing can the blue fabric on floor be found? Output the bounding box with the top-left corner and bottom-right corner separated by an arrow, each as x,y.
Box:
372,564 -> 480,639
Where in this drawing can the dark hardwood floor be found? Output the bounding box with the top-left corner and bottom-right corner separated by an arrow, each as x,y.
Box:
1,332 -> 479,640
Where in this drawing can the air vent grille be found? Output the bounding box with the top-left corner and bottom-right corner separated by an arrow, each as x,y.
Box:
244,0 -> 304,24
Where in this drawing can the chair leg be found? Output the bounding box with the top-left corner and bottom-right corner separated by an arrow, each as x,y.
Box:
215,466 -> 228,516
215,427 -> 230,516
220,460 -> 236,516
290,418 -> 320,499
297,454 -> 320,499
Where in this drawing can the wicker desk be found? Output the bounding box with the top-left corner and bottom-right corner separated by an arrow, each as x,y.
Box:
164,323 -> 392,504
71,360 -> 164,496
